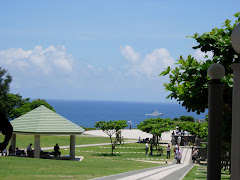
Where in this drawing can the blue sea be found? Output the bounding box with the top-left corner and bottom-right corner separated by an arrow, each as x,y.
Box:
46,100 -> 207,129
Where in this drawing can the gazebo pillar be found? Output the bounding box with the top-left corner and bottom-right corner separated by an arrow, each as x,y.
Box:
70,135 -> 75,159
34,135 -> 40,158
10,134 -> 16,153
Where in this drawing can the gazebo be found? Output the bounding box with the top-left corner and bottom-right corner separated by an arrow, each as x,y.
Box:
10,105 -> 85,159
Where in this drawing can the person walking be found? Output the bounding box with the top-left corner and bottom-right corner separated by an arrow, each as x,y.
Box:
175,146 -> 182,164
184,136 -> 187,146
192,148 -> 199,163
177,135 -> 181,146
145,142 -> 149,156
167,144 -> 171,158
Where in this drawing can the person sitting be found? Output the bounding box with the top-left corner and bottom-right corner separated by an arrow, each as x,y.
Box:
1,148 -> 7,156
53,143 -> 61,157
15,147 -> 24,156
26,143 -> 33,157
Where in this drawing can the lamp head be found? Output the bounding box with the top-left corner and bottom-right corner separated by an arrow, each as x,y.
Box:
207,63 -> 225,80
231,23 -> 240,54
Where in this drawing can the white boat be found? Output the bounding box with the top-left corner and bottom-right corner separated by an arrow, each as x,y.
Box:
145,109 -> 163,116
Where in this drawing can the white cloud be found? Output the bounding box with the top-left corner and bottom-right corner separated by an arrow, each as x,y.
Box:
0,45 -> 76,91
0,45 -> 74,75
120,45 -> 140,63
1,44 -> 175,101
194,49 -> 213,61
0,48 -> 32,59
87,64 -> 95,69
120,45 -> 175,78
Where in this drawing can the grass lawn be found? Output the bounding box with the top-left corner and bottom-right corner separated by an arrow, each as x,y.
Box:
0,135 -> 173,180
183,164 -> 231,180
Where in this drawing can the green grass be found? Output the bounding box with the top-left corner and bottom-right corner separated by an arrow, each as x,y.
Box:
73,143 -> 175,162
183,164 -> 231,180
0,135 -> 171,180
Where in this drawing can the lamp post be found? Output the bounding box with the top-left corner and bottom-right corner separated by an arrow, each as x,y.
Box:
207,63 -> 225,180
128,121 -> 132,130
231,23 -> 240,180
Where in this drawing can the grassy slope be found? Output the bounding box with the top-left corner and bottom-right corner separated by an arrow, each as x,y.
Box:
0,135 -> 172,180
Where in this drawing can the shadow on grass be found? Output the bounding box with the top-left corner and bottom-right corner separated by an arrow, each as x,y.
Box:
95,153 -> 122,157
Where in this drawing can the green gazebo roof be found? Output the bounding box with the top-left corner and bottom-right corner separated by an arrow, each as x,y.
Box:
10,105 -> 84,135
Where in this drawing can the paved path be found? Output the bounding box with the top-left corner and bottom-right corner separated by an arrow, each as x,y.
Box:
91,147 -> 194,180
41,140 -> 136,151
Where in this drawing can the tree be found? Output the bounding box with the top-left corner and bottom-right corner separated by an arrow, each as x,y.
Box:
160,12 -> 240,154
137,117 -> 175,155
0,67 -> 12,114
8,98 -> 55,119
177,121 -> 208,139
0,67 -> 55,119
95,120 -> 128,155
174,116 -> 195,122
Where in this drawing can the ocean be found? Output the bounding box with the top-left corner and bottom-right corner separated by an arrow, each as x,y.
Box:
46,100 -> 207,129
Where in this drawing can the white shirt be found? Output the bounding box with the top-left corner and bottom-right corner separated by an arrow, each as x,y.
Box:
178,136 -> 181,143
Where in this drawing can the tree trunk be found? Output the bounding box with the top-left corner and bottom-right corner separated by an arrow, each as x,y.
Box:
109,136 -> 114,155
157,136 -> 160,156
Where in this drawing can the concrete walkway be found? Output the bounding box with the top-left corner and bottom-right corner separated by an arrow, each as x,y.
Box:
41,140 -> 136,151
91,147 -> 194,180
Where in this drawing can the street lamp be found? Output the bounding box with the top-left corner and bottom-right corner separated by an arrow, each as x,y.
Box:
128,121 -> 132,130
231,23 -> 240,60
207,63 -> 225,180
231,22 -> 240,180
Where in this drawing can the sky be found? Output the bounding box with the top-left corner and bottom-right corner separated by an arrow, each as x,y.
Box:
0,0 -> 239,103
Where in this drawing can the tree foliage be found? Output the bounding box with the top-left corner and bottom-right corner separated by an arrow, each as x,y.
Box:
160,12 -> 240,114
95,120 -> 128,155
137,117 -> 175,155
0,66 -> 55,120
174,116 -> 195,122
176,121 -> 208,139
137,117 -> 175,137
8,97 -> 55,119
160,12 -> 240,153
0,67 -> 12,114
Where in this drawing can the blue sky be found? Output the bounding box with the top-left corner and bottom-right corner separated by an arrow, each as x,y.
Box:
0,0 -> 239,102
